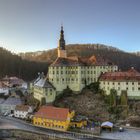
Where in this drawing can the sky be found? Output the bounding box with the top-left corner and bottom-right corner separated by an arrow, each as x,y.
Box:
0,0 -> 140,53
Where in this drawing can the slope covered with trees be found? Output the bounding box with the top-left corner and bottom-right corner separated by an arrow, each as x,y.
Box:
0,47 -> 49,81
20,44 -> 140,72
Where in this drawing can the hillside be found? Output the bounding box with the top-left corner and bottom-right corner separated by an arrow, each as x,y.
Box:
19,44 -> 140,72
54,89 -> 110,122
0,47 -> 49,80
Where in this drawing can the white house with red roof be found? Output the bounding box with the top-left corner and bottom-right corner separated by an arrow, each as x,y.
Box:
14,105 -> 33,119
100,67 -> 140,99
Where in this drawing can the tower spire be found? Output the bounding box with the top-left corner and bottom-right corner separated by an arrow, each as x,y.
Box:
59,25 -> 65,50
58,25 -> 67,58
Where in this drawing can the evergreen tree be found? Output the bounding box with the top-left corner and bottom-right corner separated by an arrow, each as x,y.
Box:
120,90 -> 128,106
109,89 -> 117,107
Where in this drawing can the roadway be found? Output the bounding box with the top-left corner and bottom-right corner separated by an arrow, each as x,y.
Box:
0,116 -> 115,140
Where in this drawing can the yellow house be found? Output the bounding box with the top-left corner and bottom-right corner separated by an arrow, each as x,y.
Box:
33,106 -> 75,131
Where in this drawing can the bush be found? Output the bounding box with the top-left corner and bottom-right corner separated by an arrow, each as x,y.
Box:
53,86 -> 73,106
85,82 -> 100,93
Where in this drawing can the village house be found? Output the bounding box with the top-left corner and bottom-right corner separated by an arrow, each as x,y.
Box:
0,81 -> 9,95
0,96 -> 23,114
33,106 -> 75,131
48,26 -> 118,94
100,67 -> 140,99
2,76 -> 27,89
33,73 -> 56,104
14,105 -> 33,119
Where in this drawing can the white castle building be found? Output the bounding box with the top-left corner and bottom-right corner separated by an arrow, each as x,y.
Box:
48,26 -> 118,94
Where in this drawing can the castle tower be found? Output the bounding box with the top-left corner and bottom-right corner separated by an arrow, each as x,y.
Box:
58,26 -> 67,58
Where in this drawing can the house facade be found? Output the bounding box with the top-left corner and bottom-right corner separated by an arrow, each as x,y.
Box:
14,105 -> 33,119
33,106 -> 75,131
0,82 -> 9,95
33,73 -> 56,103
48,26 -> 118,94
0,97 -> 23,114
100,67 -> 140,99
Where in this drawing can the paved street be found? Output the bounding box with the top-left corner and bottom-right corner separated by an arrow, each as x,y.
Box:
101,128 -> 140,140
1,116 -> 140,140
0,116 -> 112,140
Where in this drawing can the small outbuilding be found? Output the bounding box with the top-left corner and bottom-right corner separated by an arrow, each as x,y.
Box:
70,115 -> 87,128
101,121 -> 113,131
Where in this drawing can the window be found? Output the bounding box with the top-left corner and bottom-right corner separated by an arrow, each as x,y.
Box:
132,87 -> 134,91
138,87 -> 140,91
118,82 -> 120,85
126,82 -> 128,85
132,82 -> 134,85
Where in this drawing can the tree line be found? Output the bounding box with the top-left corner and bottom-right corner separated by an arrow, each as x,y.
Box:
0,47 -> 49,81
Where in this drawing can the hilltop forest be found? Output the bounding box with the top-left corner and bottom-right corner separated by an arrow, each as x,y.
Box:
20,44 -> 140,72
0,44 -> 140,81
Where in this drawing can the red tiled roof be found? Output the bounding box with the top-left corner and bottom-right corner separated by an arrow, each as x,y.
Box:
100,68 -> 140,81
34,106 -> 70,121
0,81 -> 7,88
50,55 -> 114,66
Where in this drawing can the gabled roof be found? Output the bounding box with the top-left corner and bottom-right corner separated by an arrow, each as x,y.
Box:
34,106 -> 70,121
3,97 -> 23,105
50,57 -> 84,66
15,105 -> 30,112
100,67 -> 140,81
34,77 -> 55,89
50,55 -> 114,67
2,76 -> 25,87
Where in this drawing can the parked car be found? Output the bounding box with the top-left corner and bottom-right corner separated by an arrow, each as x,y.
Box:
119,127 -> 124,132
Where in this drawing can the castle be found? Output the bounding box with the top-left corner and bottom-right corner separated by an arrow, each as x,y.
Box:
48,26 -> 118,94
33,26 -> 140,103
